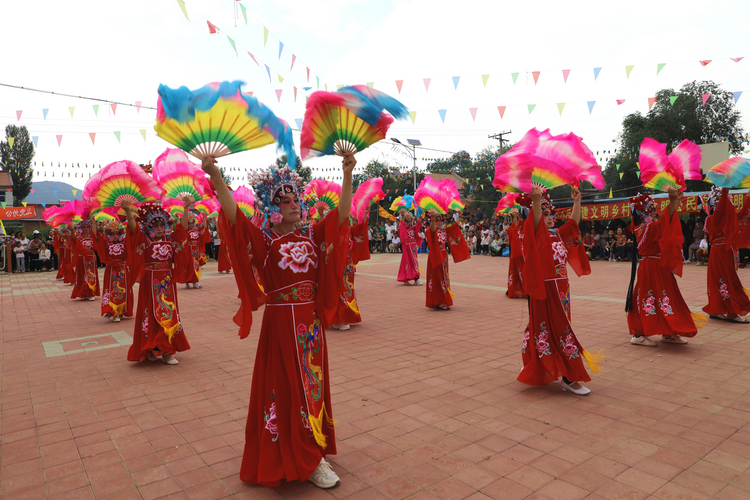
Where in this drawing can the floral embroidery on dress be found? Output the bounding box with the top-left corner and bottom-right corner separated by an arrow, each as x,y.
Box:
275,282 -> 316,302
551,241 -> 567,264
658,290 -> 675,315
246,241 -> 253,262
151,243 -> 173,261
279,241 -> 317,273
297,320 -> 323,402
535,322 -> 551,357
141,308 -> 149,336
108,243 -> 125,257
102,289 -> 110,306
642,290 -> 656,316
559,290 -> 570,315
264,393 -> 279,442
560,328 -> 580,359
521,328 -> 529,353
719,279 -> 730,300
508,273 -> 513,286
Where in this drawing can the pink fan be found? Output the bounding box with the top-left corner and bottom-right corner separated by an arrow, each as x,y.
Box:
162,198 -> 186,218
438,178 -> 464,211
414,176 -> 448,214
232,185 -> 256,219
43,205 -> 61,226
304,179 -> 341,211
352,178 -> 385,223
638,138 -> 702,191
495,193 -> 524,215
84,160 -> 165,208
153,148 -> 213,202
194,198 -> 220,217
56,200 -> 91,226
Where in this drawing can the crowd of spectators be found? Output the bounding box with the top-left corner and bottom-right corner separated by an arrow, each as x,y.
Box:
1,228 -> 56,273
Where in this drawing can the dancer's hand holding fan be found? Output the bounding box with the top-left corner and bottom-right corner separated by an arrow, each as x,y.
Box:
705,157 -> 750,188
638,138 -> 702,191
84,160 -> 165,208
153,148 -> 212,203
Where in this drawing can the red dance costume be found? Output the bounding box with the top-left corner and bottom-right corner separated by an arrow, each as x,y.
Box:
219,207 -> 348,487
94,233 -> 133,318
704,190 -> 750,317
70,236 -> 100,299
397,218 -> 422,282
507,221 -> 526,298
331,221 -> 368,326
425,224 -> 453,307
175,223 -> 208,283
218,242 -> 232,272
627,207 -> 697,337
519,215 -> 592,386
127,225 -> 190,362
58,232 -> 76,284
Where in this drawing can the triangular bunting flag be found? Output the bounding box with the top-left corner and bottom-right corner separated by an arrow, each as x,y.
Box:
279,75 -> 284,83
239,3 -> 247,24
587,101 -> 596,114
43,108 -> 49,120
293,87 -> 297,102
511,72 -> 519,84
41,202 -> 46,208
699,60 -> 711,66
557,103 -> 565,115
657,63 -> 666,75
278,42 -> 284,59
616,164 -> 620,170
32,136 -> 38,147
532,71 -> 540,84
669,96 -> 678,105
265,64 -> 271,82
1,202 -> 5,208
135,101 -> 142,113
469,108 -> 478,121
593,67 -> 602,80
295,118 -> 303,130
53,189 -> 58,195
207,21 -> 218,34
139,130 -> 147,141
619,172 -> 623,180
452,76 -> 460,90
290,54 -> 297,71
16,110 -> 22,121
498,106 -> 506,119
731,57 -> 744,63
438,109 -> 447,123
246,52 -> 260,66
423,78 -> 431,91
89,133 -> 96,145
648,97 -> 657,110
409,111 -> 417,124
617,99 -> 626,105
562,69 -> 570,83
175,0 -> 189,21
227,36 -> 238,56
625,65 -> 634,78
396,80 -> 404,93
481,74 -> 490,87
114,131 -> 121,143
702,94 -> 711,106
92,105 -> 99,116
72,189 -> 78,197
69,107 -> 75,118
366,82 -> 374,88
263,27 -> 269,46
110,103 -> 117,115
275,89 -> 283,102
306,67 -> 310,82
636,170 -> 641,179
336,84 -> 343,90
609,188 -> 613,199
56,135 -> 63,146
734,91 -> 743,104
21,202 -> 27,207
527,104 -> 536,114
8,138 -> 14,149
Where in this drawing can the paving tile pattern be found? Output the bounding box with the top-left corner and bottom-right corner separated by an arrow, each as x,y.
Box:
3,256 -> 750,499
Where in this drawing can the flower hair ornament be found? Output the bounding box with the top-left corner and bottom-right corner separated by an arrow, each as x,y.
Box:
138,203 -> 171,238
540,191 -> 555,215
629,193 -> 655,221
103,220 -> 125,240
248,165 -> 308,226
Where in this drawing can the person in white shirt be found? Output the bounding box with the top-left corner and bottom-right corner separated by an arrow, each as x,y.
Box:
38,244 -> 52,271
385,226 -> 393,251
696,234 -> 709,266
13,241 -> 26,272
480,228 -> 491,255
212,230 -> 221,261
489,234 -> 503,257
389,235 -> 401,253
467,231 -> 478,255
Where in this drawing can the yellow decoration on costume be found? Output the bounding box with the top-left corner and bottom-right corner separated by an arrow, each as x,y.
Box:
347,297 -> 360,314
308,403 -> 336,449
582,349 -> 604,373
691,311 -> 708,329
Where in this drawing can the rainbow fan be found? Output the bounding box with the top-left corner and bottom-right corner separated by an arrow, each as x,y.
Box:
194,198 -> 220,217
232,185 -> 256,219
493,128 -> 603,193
84,160 -> 165,208
389,196 -> 405,212
304,179 -> 341,211
56,200 -> 91,226
155,81 -> 296,166
300,85 -> 408,158
91,207 -> 121,222
43,205 -> 61,226
162,198 -> 186,218
495,193 -> 525,215
352,178 -> 385,223
414,176 -> 448,214
706,157 -> 750,188
439,179 -> 465,211
153,148 -> 212,202
638,138 -> 702,191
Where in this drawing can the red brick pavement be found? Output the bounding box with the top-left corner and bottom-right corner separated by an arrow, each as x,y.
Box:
2,253 -> 750,499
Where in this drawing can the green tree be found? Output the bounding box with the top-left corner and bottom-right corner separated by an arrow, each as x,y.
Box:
0,125 -> 35,204
276,154 -> 311,183
604,80 -> 745,198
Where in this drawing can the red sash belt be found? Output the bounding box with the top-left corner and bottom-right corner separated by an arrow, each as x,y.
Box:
145,262 -> 171,270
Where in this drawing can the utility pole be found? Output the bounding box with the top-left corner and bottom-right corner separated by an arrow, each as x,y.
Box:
489,131 -> 512,153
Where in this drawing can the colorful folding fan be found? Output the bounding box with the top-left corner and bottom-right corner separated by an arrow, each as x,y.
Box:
304,179 -> 341,211
300,85 -> 409,159
439,179 -> 465,211
152,148 -> 213,202
389,196 -> 406,212
91,206 -> 121,222
493,128 -> 603,193
155,81 -> 296,166
638,138 -> 702,191
414,176 -> 448,214
352,178 -> 385,224
55,200 -> 91,226
43,205 -> 61,226
705,157 -> 750,188
194,198 -> 220,217
232,185 -> 256,219
495,193 -> 525,215
162,198 -> 185,218
84,160 -> 165,208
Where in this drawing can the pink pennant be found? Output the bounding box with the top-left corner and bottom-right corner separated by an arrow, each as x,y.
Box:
89,133 -> 96,145
247,51 -> 260,66
532,71 -> 540,84
396,80 -> 404,93
135,101 -> 142,113
306,67 -> 310,82
731,57 -> 744,63
423,78 -> 431,91
497,106 -> 506,119
248,91 -> 254,97
699,60 -> 711,67
648,97 -> 657,110
56,135 -> 63,146
275,89 -> 283,102
30,189 -> 35,194
617,99 -> 626,105
469,108 -> 478,121
290,54 -> 297,71
110,103 -> 117,115
702,94 -> 711,106
294,87 -> 297,102
16,110 -> 22,121
562,69 -> 570,83
207,21 -> 218,34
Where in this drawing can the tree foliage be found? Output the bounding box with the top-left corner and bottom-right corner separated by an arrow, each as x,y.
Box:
0,125 -> 35,204
604,80 -> 745,198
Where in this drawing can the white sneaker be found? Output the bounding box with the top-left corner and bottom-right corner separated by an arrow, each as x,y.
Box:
414,279 -> 423,286
162,353 -> 179,365
309,459 -> 340,489
113,316 -> 121,323
561,380 -> 591,396
661,334 -> 688,344
630,335 -> 656,347
336,323 -> 350,331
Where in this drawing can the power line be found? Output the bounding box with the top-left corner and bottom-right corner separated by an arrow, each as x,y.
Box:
0,83 -> 155,110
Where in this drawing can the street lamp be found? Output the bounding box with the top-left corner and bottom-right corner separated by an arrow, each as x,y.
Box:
390,137 -> 422,192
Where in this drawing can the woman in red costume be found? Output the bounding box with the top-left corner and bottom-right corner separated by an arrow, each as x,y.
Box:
92,219 -> 133,323
703,187 -> 750,323
123,201 -> 190,365
396,209 -> 423,285
626,189 -> 698,346
69,219 -> 100,301
56,227 -> 76,285
506,208 -> 526,298
519,186 -> 599,395
217,228 -> 233,274
204,154 -> 354,490
330,218 -> 368,330
425,212 -> 453,310
175,213 -> 207,289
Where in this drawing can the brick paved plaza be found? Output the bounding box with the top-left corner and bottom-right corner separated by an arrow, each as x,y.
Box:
2,253 -> 750,500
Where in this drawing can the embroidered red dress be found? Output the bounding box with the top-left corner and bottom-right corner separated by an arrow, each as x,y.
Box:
70,236 -> 100,299
175,225 -> 207,283
219,207 -> 348,487
331,221 -> 368,325
627,207 -> 696,337
127,226 -> 190,362
397,219 -> 422,282
425,225 -> 453,307
94,233 -> 133,318
519,215 -> 591,386
507,222 -> 526,298
58,232 -> 76,284
703,190 -> 750,317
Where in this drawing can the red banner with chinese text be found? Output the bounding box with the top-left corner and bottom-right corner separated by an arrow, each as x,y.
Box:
0,206 -> 36,220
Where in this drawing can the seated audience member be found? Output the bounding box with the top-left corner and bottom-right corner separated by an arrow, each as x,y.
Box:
467,231 -> 478,255
696,233 -> 709,266
489,234 -> 503,256
583,229 -> 597,260
389,235 -> 401,253
605,229 -> 616,261
614,227 -> 630,261
37,243 -> 53,271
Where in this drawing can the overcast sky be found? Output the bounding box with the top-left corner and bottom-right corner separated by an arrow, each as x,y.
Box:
1,0 -> 748,190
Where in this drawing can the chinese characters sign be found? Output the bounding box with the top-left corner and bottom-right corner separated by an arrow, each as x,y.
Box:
0,206 -> 35,220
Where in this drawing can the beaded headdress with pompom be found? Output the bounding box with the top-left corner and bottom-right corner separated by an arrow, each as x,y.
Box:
248,165 -> 308,226
629,193 -> 655,219
137,202 -> 171,237
540,192 -> 554,213
76,219 -> 93,231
